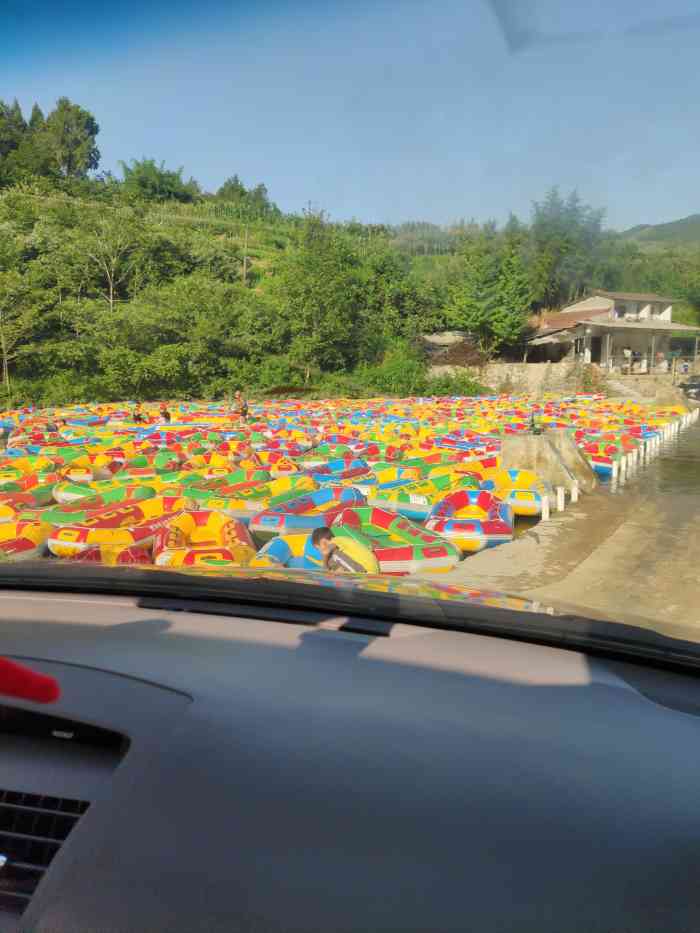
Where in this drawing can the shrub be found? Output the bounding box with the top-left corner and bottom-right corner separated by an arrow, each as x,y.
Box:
313,342 -> 488,399
425,370 -> 489,397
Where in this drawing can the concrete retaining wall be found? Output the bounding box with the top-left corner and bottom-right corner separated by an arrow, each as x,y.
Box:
481,362 -> 552,394
499,434 -> 569,494
498,431 -> 597,496
430,362 -> 552,395
430,359 -> 693,402
608,374 -> 674,398
431,360 -> 606,396
545,429 -> 598,493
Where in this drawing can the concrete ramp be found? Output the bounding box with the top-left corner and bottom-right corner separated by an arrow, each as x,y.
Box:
545,429 -> 598,493
606,379 -> 646,401
499,432 -> 596,494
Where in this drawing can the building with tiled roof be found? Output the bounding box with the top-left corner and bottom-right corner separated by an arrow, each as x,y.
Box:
525,291 -> 700,372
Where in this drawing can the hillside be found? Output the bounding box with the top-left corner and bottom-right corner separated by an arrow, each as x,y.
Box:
4,90 -> 700,406
621,213 -> 700,245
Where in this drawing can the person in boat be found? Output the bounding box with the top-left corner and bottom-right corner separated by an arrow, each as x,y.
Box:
159,404 -> 172,424
234,390 -> 249,421
311,527 -> 366,574
45,416 -> 66,433
132,403 -> 146,424
528,411 -> 541,435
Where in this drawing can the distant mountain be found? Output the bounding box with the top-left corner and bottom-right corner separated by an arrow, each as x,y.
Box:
620,214 -> 700,244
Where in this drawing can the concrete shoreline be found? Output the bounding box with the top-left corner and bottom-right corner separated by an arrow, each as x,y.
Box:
431,451 -> 700,634
442,485 -> 635,596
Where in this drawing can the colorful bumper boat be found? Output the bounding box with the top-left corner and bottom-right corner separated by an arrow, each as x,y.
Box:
184,468 -> 272,502
0,520 -> 51,561
252,530 -> 379,573
23,484 -> 158,526
153,510 -> 256,568
348,462 -> 423,496
368,472 -> 481,521
47,496 -> 188,557
66,544 -> 153,565
331,506 -> 460,574
249,485 -> 366,538
190,474 -> 318,521
425,489 -> 513,553
308,458 -> 371,485
480,469 -> 553,517
0,482 -> 58,522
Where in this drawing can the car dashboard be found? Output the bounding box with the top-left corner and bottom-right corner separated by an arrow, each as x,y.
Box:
0,588 -> 699,933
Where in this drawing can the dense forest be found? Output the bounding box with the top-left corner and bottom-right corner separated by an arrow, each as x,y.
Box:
1,96 -> 700,404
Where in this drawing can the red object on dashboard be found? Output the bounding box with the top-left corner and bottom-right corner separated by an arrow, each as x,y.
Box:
0,657 -> 60,703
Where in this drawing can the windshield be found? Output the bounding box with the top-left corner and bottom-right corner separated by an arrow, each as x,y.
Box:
2,0 -> 700,655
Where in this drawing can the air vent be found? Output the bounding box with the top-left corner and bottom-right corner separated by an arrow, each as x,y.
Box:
0,705 -> 126,752
0,789 -> 89,915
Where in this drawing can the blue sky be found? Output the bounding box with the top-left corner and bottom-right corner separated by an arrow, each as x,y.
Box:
3,0 -> 700,229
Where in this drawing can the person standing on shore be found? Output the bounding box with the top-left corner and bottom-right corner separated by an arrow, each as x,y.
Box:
623,346 -> 632,374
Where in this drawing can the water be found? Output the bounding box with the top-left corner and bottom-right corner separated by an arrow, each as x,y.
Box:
513,419 -> 700,630
512,427 -> 700,538
643,422 -> 700,497
612,422 -> 700,508
598,420 -> 700,628
514,516 -> 540,538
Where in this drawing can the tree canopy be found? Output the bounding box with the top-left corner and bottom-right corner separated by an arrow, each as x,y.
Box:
43,97 -> 100,178
0,95 -> 699,404
216,174 -> 281,219
119,158 -> 201,203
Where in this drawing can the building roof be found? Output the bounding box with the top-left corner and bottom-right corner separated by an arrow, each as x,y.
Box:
532,306 -> 611,338
528,332 -> 571,346
527,291 -> 684,344
592,319 -> 700,333
591,289 -> 675,304
527,316 -> 700,344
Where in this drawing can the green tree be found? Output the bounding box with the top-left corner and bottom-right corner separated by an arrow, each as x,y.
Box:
0,270 -> 39,396
272,214 -> 364,383
216,175 -> 246,201
359,241 -> 444,349
79,211 -> 147,310
28,104 -> 45,132
359,243 -> 412,342
0,99 -> 29,185
119,158 -> 200,203
446,233 -> 501,354
187,230 -> 242,283
1,134 -> 57,183
529,187 -> 605,308
493,240 -> 533,350
43,98 -> 100,177
0,100 -> 27,159
215,175 -> 280,218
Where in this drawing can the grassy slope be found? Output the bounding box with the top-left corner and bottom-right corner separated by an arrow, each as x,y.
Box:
147,202 -> 297,262
620,213 -> 700,244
